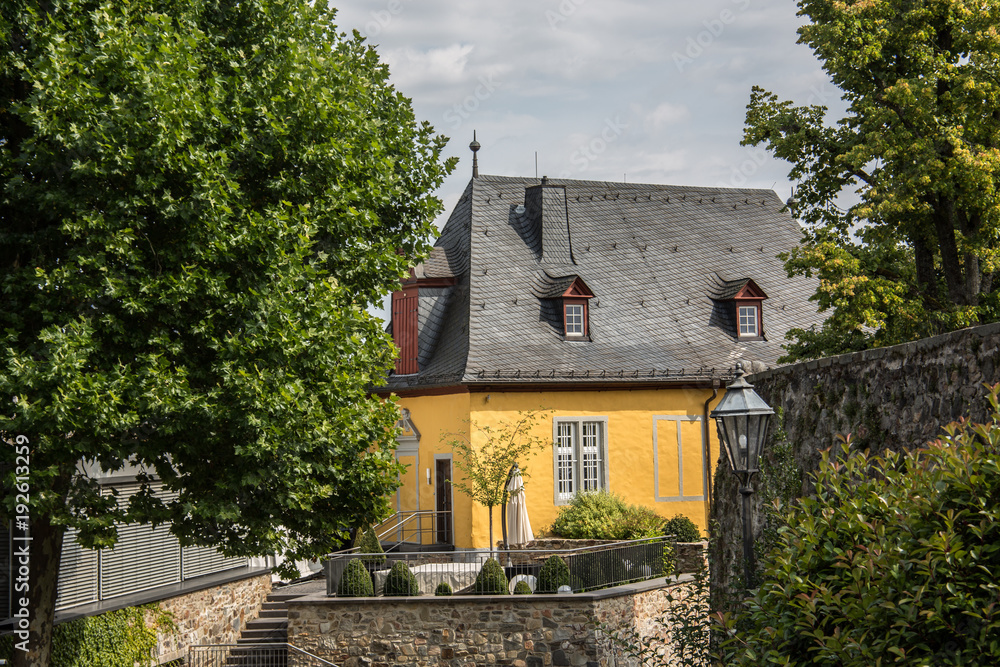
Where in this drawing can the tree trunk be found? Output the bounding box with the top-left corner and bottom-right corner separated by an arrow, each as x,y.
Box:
12,514 -> 64,667
911,227 -> 939,308
487,505 -> 494,559
932,196 -> 970,306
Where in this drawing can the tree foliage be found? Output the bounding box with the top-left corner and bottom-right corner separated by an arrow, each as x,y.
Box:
716,385 -> 1000,665
443,410 -> 551,548
744,0 -> 1000,360
0,0 -> 453,663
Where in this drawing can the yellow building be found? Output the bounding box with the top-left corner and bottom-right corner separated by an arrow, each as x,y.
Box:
376,171 -> 820,550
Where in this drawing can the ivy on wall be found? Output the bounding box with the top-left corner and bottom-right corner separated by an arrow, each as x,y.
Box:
0,604 -> 176,666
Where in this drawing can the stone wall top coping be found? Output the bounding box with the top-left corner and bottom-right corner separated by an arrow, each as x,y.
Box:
54,567 -> 272,625
288,574 -> 692,607
750,321 -> 1000,383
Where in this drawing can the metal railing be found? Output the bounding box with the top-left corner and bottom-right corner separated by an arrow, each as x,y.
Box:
325,536 -> 670,596
373,509 -> 451,549
188,643 -> 336,667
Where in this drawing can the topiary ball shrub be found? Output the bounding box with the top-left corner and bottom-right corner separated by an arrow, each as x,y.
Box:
663,514 -> 701,542
435,581 -> 453,596
536,555 -> 570,593
337,559 -> 374,597
383,560 -> 420,597
354,526 -> 387,566
513,580 -> 532,595
473,558 -> 508,595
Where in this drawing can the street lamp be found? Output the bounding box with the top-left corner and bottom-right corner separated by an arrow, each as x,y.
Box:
710,363 -> 774,590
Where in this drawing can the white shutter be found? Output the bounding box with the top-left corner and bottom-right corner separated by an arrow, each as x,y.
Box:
182,545 -> 247,579
99,483 -> 181,600
55,528 -> 98,610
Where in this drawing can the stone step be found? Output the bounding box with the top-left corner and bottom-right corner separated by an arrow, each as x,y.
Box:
239,627 -> 288,642
257,608 -> 287,619
245,618 -> 287,631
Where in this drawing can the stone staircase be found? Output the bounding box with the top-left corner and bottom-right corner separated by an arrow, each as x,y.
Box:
237,590 -> 300,646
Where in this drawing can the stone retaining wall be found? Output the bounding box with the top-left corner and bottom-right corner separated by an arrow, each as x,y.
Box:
289,576 -> 699,666
154,571 -> 272,663
710,322 -> 1000,604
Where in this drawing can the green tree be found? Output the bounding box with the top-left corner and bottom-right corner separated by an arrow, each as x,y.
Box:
0,0 -> 454,664
744,0 -> 1000,360
443,410 -> 551,552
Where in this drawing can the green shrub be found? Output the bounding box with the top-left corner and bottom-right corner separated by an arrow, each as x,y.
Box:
551,490 -> 664,540
662,514 -> 701,542
0,604 -> 175,666
513,580 -> 532,595
354,526 -> 386,565
536,555 -> 570,593
718,388 -> 1000,666
383,560 -> 419,596
435,581 -> 453,596
473,557 -> 508,595
337,559 -> 374,597
551,490 -> 626,539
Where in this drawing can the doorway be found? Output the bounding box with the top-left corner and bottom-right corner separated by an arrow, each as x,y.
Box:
435,458 -> 453,545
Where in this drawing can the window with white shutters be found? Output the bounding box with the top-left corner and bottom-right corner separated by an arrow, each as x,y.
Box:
553,417 -> 608,504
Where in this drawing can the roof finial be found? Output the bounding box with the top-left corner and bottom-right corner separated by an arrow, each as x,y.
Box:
470,131 -> 481,178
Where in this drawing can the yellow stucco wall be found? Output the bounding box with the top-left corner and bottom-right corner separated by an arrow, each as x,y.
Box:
394,386 -> 723,550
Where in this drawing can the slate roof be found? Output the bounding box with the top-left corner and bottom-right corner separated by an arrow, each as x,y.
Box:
382,175 -> 823,391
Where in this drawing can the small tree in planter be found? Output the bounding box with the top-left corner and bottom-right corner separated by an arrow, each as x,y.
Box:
474,558 -> 509,595
383,561 -> 420,596
442,410 -> 551,553
337,559 -> 374,597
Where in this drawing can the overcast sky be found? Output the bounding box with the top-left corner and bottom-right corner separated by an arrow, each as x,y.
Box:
330,0 -> 841,316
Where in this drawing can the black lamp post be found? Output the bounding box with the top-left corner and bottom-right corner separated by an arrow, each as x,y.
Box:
710,363 -> 774,590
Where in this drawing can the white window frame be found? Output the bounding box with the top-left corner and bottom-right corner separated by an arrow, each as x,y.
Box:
564,303 -> 585,336
552,417 -> 609,505
737,304 -> 759,337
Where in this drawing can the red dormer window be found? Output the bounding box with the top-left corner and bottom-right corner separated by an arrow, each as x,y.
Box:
732,280 -> 766,339
561,278 -> 594,340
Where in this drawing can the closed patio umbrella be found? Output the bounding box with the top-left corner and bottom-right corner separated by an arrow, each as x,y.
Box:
506,467 -> 534,546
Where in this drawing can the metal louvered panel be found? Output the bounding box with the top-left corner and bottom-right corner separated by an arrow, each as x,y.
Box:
55,528 -> 98,610
99,482 -> 181,601
182,545 -> 247,580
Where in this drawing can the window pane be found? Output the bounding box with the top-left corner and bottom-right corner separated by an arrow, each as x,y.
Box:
565,304 -> 584,335
581,422 -> 602,491
556,422 -> 576,499
738,306 -> 758,336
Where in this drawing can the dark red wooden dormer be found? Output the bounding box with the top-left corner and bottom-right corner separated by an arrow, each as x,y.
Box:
560,277 -> 595,339
730,279 -> 767,339
391,273 -> 456,375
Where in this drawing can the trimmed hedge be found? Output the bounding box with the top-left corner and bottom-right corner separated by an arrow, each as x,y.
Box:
337,559 -> 374,597
383,560 -> 419,597
435,581 -> 453,596
536,555 -> 570,593
513,580 -> 532,595
663,514 -> 701,542
473,558 -> 508,595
